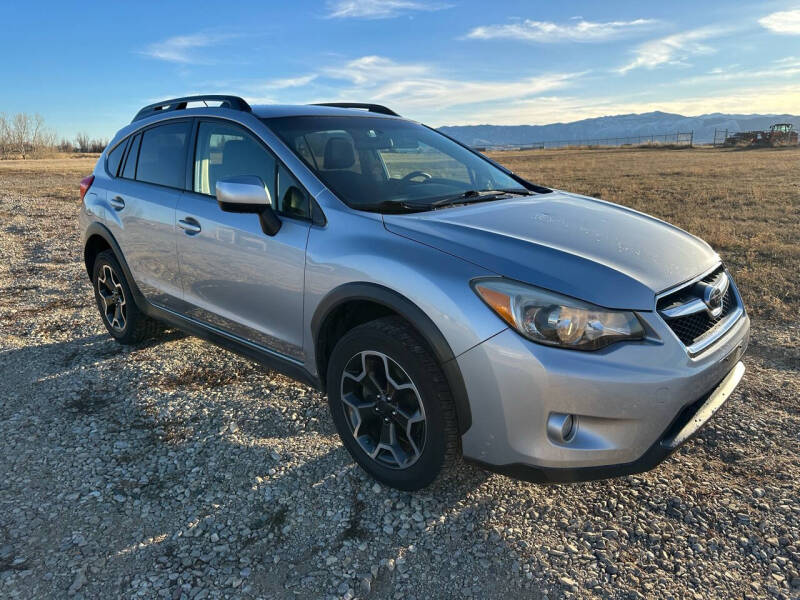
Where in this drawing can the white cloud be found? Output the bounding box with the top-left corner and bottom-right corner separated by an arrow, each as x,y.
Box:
618,27 -> 726,73
371,73 -> 581,110
326,0 -> 450,19
759,9 -> 800,34
678,56 -> 800,85
141,33 -> 236,64
466,18 -> 657,43
228,75 -> 318,105
323,55 -> 430,85
320,56 -> 582,111
263,75 -> 318,89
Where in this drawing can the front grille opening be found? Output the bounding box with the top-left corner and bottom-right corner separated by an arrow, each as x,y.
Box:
657,266 -> 738,347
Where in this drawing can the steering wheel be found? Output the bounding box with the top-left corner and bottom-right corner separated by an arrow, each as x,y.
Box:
400,171 -> 433,183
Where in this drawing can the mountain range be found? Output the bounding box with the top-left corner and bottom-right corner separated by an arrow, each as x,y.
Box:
438,112 -> 800,147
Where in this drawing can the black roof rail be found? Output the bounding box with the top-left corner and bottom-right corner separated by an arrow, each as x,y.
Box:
312,103 -> 400,117
132,95 -> 251,123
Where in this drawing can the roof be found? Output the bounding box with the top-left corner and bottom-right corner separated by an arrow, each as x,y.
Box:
130,95 -> 403,126
251,104 -> 402,120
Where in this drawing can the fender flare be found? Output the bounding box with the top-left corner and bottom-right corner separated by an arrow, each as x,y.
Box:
83,222 -> 149,309
311,282 -> 472,434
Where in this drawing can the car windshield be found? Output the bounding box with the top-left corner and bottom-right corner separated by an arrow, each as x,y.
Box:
263,115 -> 530,212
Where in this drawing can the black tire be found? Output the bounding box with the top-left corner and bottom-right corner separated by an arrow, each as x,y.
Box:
92,250 -> 161,345
326,316 -> 460,490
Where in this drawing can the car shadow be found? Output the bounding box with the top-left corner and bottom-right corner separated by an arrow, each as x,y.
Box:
1,333 -> 504,598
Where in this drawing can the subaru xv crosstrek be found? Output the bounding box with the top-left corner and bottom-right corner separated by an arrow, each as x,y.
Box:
79,95 -> 749,490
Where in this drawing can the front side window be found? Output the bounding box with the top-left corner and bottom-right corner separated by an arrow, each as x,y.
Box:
264,115 -> 528,212
277,164 -> 310,219
136,121 -> 191,188
193,121 -> 276,202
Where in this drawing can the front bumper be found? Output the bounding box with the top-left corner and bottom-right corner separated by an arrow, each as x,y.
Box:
471,361 -> 745,483
458,308 -> 750,482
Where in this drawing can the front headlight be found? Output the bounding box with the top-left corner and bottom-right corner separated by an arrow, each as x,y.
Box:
472,278 -> 644,351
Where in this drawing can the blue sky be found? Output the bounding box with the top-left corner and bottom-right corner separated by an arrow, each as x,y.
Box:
2,0 -> 799,139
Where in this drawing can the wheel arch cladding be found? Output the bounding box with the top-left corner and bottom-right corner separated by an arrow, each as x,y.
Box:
311,282 -> 472,434
83,233 -> 111,277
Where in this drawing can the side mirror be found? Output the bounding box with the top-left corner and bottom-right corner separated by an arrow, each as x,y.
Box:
216,175 -> 281,236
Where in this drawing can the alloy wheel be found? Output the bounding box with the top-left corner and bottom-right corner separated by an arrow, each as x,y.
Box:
340,351 -> 426,469
96,264 -> 127,331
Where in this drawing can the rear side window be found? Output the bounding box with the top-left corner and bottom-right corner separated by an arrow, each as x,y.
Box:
106,141 -> 127,177
136,121 -> 191,188
121,134 -> 141,180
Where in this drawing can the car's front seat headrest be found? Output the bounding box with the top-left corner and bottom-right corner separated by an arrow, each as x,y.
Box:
323,137 -> 356,170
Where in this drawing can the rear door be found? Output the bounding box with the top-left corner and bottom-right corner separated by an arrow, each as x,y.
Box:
106,120 -> 190,308
175,119 -> 312,360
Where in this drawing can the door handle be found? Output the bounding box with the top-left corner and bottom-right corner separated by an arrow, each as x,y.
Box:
109,196 -> 125,211
178,217 -> 201,234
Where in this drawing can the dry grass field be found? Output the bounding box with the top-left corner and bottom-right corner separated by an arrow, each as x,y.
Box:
1,148 -> 799,599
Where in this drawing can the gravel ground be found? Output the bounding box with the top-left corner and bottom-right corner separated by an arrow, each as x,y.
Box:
1,161 -> 799,599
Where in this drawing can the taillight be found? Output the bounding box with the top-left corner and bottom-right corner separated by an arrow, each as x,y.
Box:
79,175 -> 95,202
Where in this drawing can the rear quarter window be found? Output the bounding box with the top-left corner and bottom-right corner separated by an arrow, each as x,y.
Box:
136,121 -> 191,188
121,134 -> 141,180
105,140 -> 127,177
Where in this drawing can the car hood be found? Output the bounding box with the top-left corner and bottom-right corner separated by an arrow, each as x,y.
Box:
383,191 -> 719,310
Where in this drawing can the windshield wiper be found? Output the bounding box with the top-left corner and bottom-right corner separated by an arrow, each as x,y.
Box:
356,188 -> 533,214
355,200 -> 433,214
429,190 -> 509,209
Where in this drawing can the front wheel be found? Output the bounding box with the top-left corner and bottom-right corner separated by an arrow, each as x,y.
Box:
326,317 -> 460,490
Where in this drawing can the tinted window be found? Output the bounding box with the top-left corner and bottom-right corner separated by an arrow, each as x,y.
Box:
136,121 -> 191,188
379,141 -> 470,183
121,134 -> 141,180
106,140 -> 127,177
265,116 -> 526,211
277,164 -> 310,219
193,121 -> 276,201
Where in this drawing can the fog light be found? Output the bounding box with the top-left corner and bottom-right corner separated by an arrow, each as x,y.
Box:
547,413 -> 576,443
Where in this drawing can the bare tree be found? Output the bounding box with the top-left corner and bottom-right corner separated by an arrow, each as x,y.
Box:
58,138 -> 74,153
0,113 -> 90,158
9,113 -> 31,158
74,132 -> 90,153
88,138 -> 108,153
0,113 -> 56,158
32,117 -> 56,152
0,113 -> 9,156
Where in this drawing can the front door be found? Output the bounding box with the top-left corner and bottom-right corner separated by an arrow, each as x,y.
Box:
175,119 -> 312,361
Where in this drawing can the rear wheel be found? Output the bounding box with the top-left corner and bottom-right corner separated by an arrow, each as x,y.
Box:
92,250 -> 161,345
326,317 -> 459,490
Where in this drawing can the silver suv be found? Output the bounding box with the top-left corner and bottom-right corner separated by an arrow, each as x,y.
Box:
79,95 -> 749,490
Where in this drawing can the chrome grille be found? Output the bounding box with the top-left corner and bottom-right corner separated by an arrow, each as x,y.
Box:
657,265 -> 742,354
